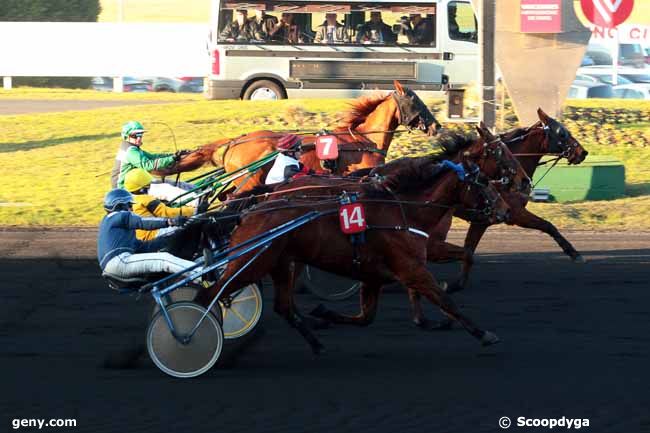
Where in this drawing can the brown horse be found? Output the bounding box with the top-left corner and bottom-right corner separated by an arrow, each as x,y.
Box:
196,153 -> 509,354
404,108 -> 589,328
157,81 -> 440,191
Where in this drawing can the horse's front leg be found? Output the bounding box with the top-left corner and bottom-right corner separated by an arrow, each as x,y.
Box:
271,261 -> 325,354
510,207 -> 584,263
310,281 -> 381,326
408,239 -> 465,329
396,263 -> 499,346
446,222 -> 490,293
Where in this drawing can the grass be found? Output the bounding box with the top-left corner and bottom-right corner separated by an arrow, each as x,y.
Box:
0,95 -> 649,229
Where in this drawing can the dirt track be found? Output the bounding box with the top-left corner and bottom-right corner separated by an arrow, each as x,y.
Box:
1,228 -> 649,433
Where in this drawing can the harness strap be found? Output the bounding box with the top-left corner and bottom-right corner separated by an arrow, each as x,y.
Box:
367,225 -> 430,239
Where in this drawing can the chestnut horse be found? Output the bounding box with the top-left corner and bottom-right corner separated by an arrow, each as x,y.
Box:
404,108 -> 589,328
156,81 -> 440,192
196,155 -> 509,354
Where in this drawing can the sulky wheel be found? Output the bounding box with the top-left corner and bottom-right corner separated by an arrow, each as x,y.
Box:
152,286 -> 222,323
147,302 -> 223,379
220,283 -> 263,340
298,266 -> 361,301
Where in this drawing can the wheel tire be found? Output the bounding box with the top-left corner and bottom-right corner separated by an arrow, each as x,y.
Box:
147,302 -> 223,378
152,286 -> 222,323
220,284 -> 263,339
242,80 -> 285,101
298,266 -> 361,302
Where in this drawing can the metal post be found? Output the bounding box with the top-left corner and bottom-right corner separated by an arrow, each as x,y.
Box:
479,0 -> 496,130
3,77 -> 12,90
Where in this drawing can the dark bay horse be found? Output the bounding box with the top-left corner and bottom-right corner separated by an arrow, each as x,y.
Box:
437,108 -> 589,294
402,108 -> 589,329
195,155 -> 509,354
155,81 -> 441,192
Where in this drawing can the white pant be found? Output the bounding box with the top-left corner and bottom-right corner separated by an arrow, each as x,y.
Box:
104,252 -> 203,283
149,181 -> 199,207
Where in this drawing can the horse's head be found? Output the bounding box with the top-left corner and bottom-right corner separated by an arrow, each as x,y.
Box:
537,108 -> 588,165
463,122 -> 531,196
393,80 -> 441,136
458,160 -> 511,224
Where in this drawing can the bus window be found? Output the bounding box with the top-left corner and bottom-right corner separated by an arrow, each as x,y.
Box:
216,2 -> 436,47
448,1 -> 477,43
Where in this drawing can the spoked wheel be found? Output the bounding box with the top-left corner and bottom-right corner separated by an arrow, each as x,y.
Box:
152,286 -> 222,323
298,266 -> 361,301
220,283 -> 263,340
147,302 -> 223,378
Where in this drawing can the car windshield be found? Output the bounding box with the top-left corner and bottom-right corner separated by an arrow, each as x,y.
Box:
587,85 -> 613,98
592,74 -> 633,85
621,74 -> 650,83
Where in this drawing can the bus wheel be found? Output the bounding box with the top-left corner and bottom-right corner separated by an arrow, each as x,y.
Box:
243,80 -> 285,101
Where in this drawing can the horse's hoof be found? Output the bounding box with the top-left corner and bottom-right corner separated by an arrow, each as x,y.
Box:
310,304 -> 328,319
414,317 -> 454,331
572,254 -> 587,264
480,331 -> 501,346
446,281 -> 465,294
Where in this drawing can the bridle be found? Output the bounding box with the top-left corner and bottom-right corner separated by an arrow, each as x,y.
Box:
392,89 -> 439,133
459,162 -> 506,221
543,120 -> 580,160
475,136 -> 525,192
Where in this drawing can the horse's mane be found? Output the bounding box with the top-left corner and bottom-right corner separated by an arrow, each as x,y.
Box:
362,131 -> 477,198
338,93 -> 392,131
498,121 -> 543,149
433,130 -> 477,157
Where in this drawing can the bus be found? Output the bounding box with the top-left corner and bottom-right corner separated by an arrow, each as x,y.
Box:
206,0 -> 478,100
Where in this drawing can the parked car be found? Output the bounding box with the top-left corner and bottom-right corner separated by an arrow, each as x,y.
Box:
613,85 -> 650,100
577,66 -> 650,85
580,54 -> 595,67
584,43 -> 646,68
152,77 -> 204,93
568,80 -> 613,99
644,46 -> 650,65
91,76 -> 152,92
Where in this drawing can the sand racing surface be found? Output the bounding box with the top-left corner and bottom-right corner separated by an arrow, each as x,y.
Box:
1,229 -> 649,432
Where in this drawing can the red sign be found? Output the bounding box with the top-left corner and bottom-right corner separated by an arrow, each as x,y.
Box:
338,203 -> 367,234
315,135 -> 339,160
520,0 -> 562,33
580,0 -> 634,28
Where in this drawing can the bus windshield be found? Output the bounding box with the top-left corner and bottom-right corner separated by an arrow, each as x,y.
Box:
216,1 -> 438,47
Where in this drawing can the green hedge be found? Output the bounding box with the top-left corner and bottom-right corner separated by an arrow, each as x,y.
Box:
0,0 -> 100,21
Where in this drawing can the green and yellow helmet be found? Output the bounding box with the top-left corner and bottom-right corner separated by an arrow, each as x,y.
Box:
121,121 -> 146,140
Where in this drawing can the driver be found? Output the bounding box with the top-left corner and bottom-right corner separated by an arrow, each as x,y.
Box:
265,134 -> 315,184
124,168 -> 203,241
98,188 -> 204,283
114,120 -> 194,203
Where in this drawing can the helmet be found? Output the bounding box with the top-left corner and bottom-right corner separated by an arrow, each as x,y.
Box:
124,168 -> 153,192
121,121 -> 146,140
276,134 -> 300,151
103,189 -> 135,212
